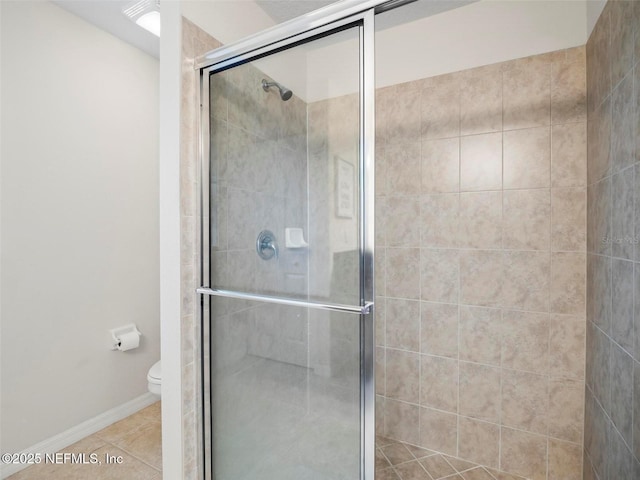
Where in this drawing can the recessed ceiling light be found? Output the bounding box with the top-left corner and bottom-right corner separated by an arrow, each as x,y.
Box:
123,0 -> 160,37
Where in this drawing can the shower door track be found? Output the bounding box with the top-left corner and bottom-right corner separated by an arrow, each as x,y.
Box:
197,287 -> 374,315
194,0 -> 416,70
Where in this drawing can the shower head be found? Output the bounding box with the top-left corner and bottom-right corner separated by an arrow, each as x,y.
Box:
262,79 -> 293,101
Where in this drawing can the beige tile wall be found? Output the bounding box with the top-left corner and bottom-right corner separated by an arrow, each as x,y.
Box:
375,48 -> 588,480
183,17 -> 592,480
584,1 -> 640,479
181,18 -> 221,480
208,60 -> 310,368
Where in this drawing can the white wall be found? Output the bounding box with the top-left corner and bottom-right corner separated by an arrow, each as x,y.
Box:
586,0 -> 607,36
182,0 -> 589,103
181,0 -> 276,47
159,1 -> 183,478
374,0 -> 588,89
0,0 -> 160,454
306,0 -> 589,101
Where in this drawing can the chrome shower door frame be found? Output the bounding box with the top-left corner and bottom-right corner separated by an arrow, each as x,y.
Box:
198,8 -> 376,480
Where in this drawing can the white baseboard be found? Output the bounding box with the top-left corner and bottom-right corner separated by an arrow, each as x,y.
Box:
1,393 -> 158,479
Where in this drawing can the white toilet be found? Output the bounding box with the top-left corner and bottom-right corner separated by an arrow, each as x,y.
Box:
147,360 -> 162,396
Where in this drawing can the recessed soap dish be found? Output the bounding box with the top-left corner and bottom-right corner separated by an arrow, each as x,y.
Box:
285,228 -> 308,248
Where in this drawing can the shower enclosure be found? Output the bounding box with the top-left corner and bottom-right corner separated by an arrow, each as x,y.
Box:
195,0 -> 591,479
197,5 -> 377,480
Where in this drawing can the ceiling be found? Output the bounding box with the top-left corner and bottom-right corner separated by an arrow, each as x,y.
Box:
256,0 -> 334,23
53,0 -> 161,58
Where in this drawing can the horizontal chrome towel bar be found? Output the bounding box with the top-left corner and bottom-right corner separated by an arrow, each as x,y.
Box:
196,287 -> 373,315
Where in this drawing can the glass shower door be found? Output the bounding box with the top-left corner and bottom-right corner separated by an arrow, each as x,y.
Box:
199,14 -> 375,480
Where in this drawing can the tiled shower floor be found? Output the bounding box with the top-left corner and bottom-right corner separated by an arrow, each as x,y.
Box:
376,436 -> 528,480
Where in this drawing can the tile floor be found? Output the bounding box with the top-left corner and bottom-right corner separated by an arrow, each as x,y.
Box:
376,436 -> 529,480
8,399 -> 530,480
8,401 -> 161,480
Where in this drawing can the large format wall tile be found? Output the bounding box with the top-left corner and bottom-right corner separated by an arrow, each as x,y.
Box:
421,138 -> 460,193
611,72 -> 635,174
385,399 -> 419,445
379,84 -> 421,144
549,314 -> 585,379
584,5 -> 640,478
610,344 -> 634,446
420,249 -> 459,303
386,298 -> 420,352
548,439 -> 582,480
552,123 -> 587,187
421,75 -> 460,140
457,417 -> 500,468
420,302 -> 458,358
386,195 -> 421,247
634,362 -> 640,460
609,0 -> 635,88
459,306 -> 502,366
386,349 -> 420,403
503,127 -> 551,189
460,65 -> 503,135
386,141 -> 421,194
635,263 -> 640,361
501,310 -> 549,374
421,194 -> 460,248
502,369 -> 548,434
611,258 -> 634,353
459,362 -> 501,423
503,62 -> 551,131
500,427 -> 547,480
551,187 -> 586,251
420,354 -> 458,412
611,168 -> 635,260
503,251 -> 550,312
587,177 -> 611,255
548,377 -> 584,443
550,252 -> 586,314
419,407 -> 457,455
460,133 -> 502,191
586,97 -> 612,184
551,52 -> 587,125
635,65 -> 640,167
459,191 -> 502,249
503,189 -> 551,251
460,250 -> 504,307
378,47 -> 587,480
386,248 -> 421,299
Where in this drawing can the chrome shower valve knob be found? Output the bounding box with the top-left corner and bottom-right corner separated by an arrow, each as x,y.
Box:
256,230 -> 278,260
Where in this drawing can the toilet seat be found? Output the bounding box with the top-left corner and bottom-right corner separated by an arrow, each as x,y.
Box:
147,360 -> 161,383
147,360 -> 161,396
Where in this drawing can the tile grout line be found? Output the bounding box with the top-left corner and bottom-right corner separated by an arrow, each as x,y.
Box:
104,438 -> 162,474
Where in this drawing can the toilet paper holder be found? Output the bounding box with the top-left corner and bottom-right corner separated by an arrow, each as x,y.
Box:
109,324 -> 141,351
